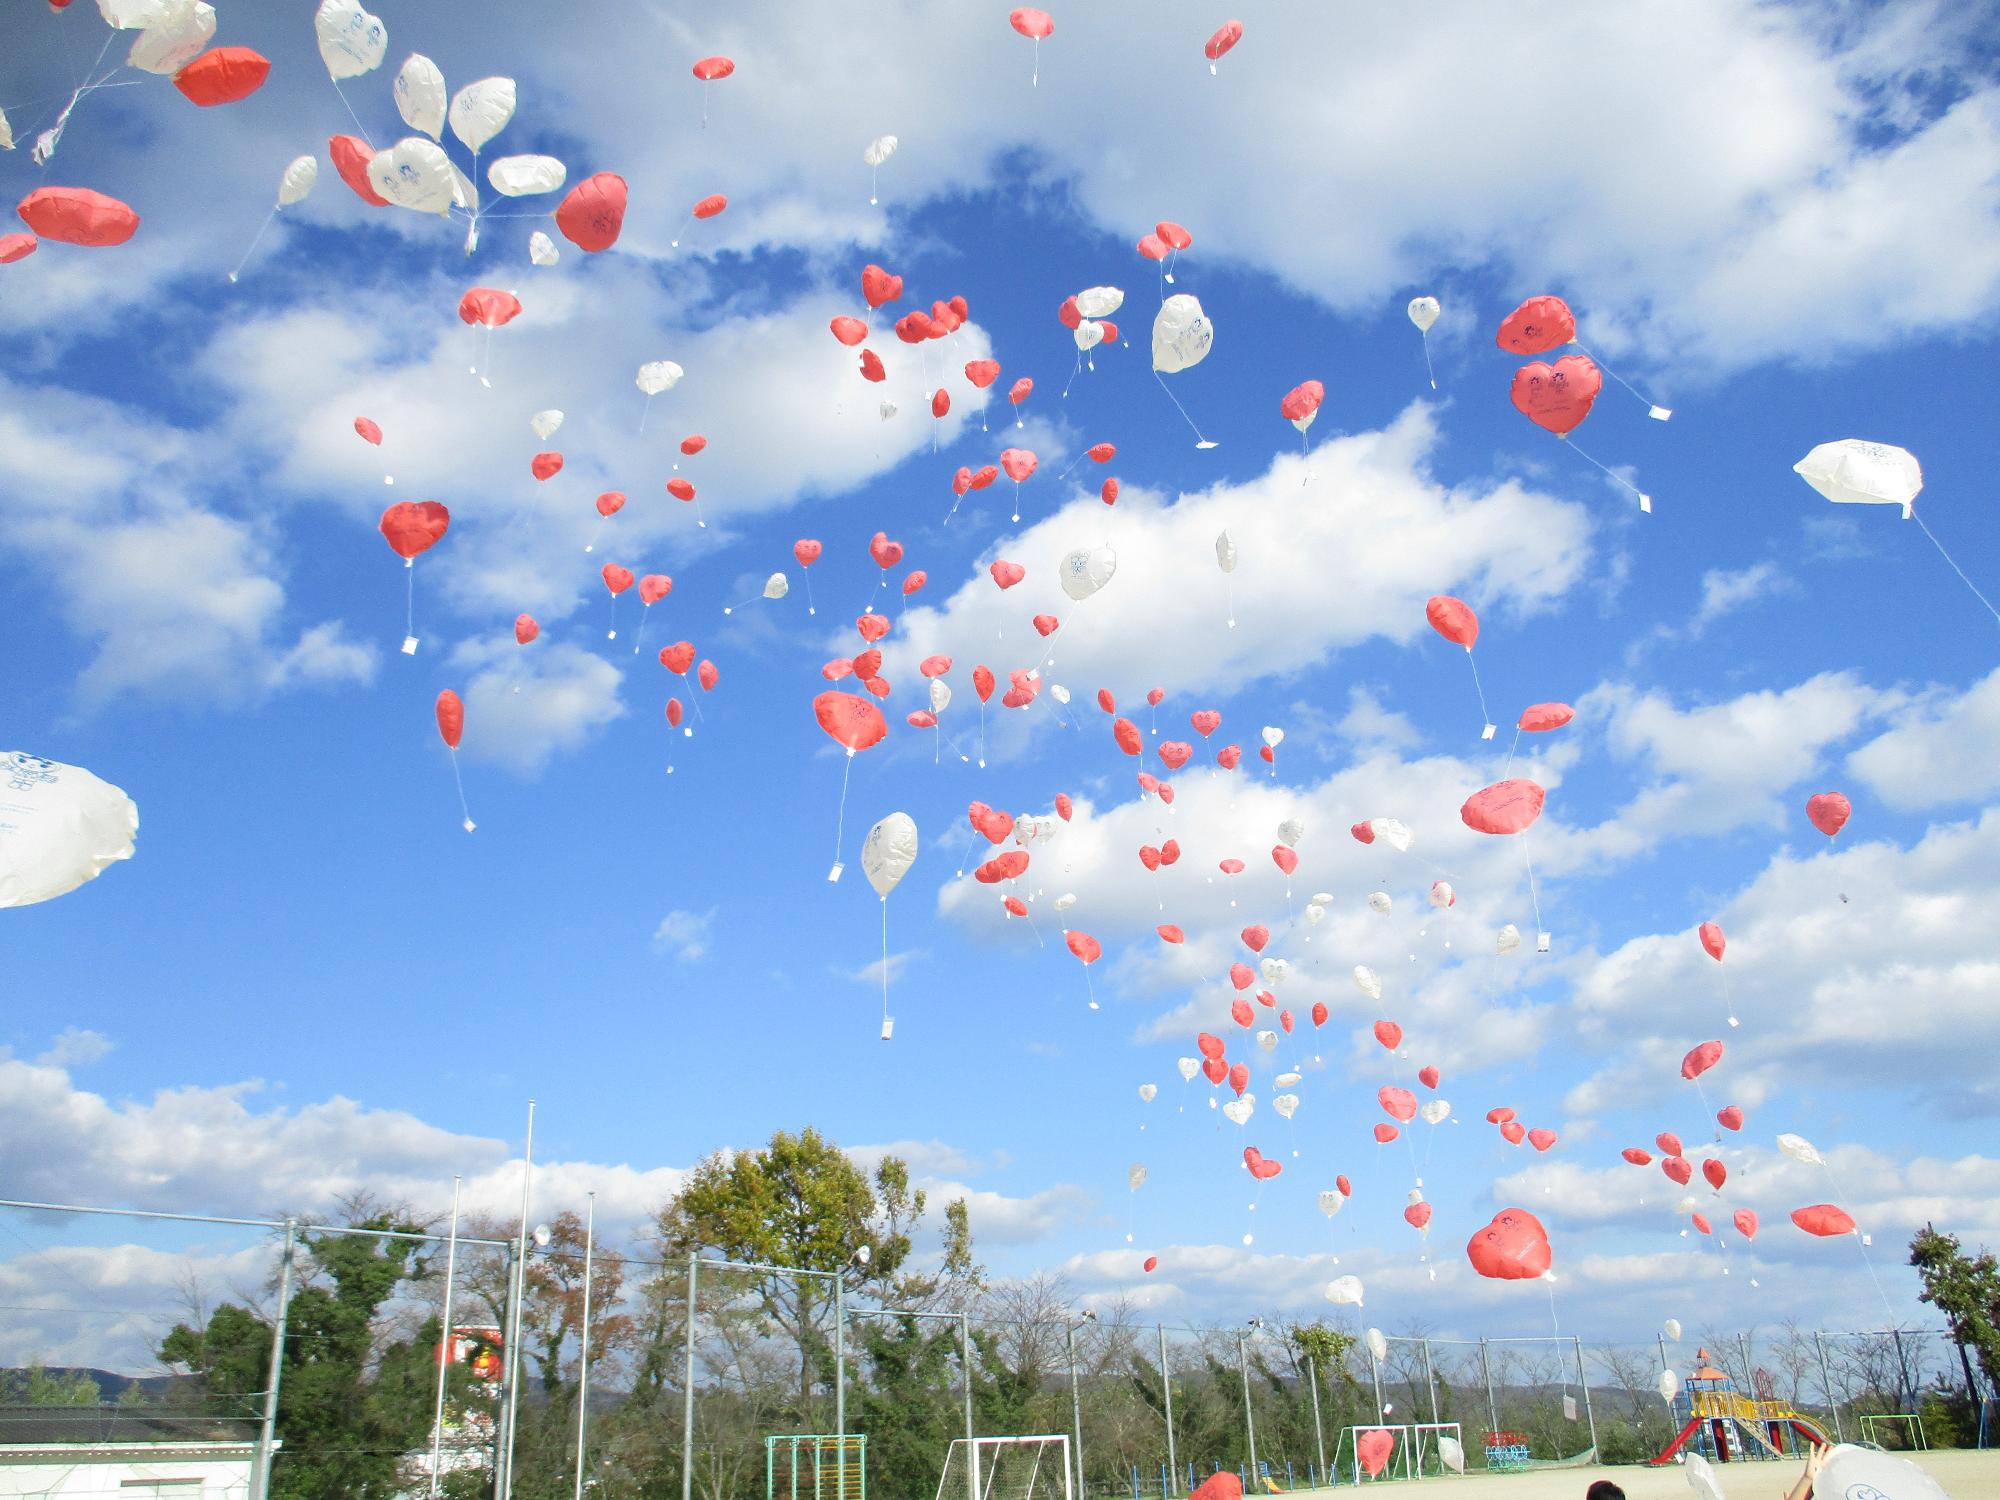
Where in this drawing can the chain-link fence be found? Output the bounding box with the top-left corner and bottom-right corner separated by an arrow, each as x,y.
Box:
1,1200 -> 1989,1500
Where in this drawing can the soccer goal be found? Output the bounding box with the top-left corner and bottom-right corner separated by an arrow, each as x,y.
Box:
936,1435 -> 1072,1500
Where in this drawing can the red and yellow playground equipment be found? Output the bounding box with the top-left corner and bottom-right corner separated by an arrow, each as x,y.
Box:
1651,1349 -> 1831,1465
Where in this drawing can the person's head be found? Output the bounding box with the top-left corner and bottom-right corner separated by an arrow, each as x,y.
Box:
1588,1482 -> 1627,1500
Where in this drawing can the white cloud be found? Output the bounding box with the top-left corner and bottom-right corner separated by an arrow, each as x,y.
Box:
652,907 -> 718,962
34,1029 -> 114,1068
850,949 -> 920,986
448,635 -> 626,773
1848,665 -> 2000,811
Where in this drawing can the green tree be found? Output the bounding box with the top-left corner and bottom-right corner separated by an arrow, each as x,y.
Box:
5,1360 -> 101,1405
1909,1223 -> 2000,1408
159,1301 -> 270,1416
651,1127 -> 977,1416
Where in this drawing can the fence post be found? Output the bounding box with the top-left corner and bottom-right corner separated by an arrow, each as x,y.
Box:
1479,1338 -> 1498,1436
1308,1353 -> 1328,1484
1237,1333 -> 1259,1477
251,1218 -> 296,1500
1158,1325 -> 1178,1497
1574,1337 -> 1598,1456
1422,1338 -> 1440,1425
682,1255 -> 698,1500
1815,1333 -> 1844,1441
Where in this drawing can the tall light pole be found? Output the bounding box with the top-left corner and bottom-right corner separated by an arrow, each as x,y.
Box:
1238,1320 -> 1264,1481
573,1192 -> 596,1500
1066,1310 -> 1096,1500
837,1244 -> 870,1438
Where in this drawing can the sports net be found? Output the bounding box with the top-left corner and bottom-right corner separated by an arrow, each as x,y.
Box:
936,1435 -> 1072,1500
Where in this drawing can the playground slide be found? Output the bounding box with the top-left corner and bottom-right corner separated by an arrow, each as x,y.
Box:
1261,1480 -> 1287,1495
1649,1418 -> 1704,1466
1788,1417 -> 1832,1448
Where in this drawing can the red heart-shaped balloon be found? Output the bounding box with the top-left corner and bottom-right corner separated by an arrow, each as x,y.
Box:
1255,990 -> 1275,1009
1158,785 -> 1175,805
1528,1128 -> 1558,1152
1219,858 -> 1245,875
379,500 -> 450,560
1243,1147 -> 1282,1181
596,491 -> 626,518
1096,688 -> 1116,713
1000,893 -> 1025,914
698,659 -> 718,691
1717,1105 -> 1744,1131
1230,997 -> 1253,1028
1500,1121 -> 1526,1145
1311,1001 -> 1328,1026
990,559 -> 1025,589
1662,1156 -> 1693,1186
1692,1212 -> 1713,1236
1374,1020 -> 1403,1050
1374,1123 -> 1400,1144
1465,1206 -> 1552,1280
821,658 -> 854,681
1336,1174 -> 1352,1196
861,263 -> 902,309
1158,839 -> 1180,865
1510,355 -> 1601,436
830,315 -> 867,346
1000,448 -> 1038,483
640,574 -> 672,605
1806,791 -> 1851,837
667,478 -> 696,502
852,650 -> 884,679
1229,963 -> 1254,991
1201,1057 -> 1227,1085
1404,1202 -> 1433,1231
869,532 -> 904,569
1418,1065 -> 1440,1089
1159,741 -> 1192,770
1495,295 -> 1576,355
1157,924 -> 1184,944
1190,709 -> 1221,736
1487,1107 -> 1516,1124
793,539 -> 823,567
1272,846 -> 1299,875
1113,718 -> 1142,755
1197,1032 -> 1226,1060
1033,614 -> 1059,636
973,665 -> 995,703
1357,1430 -> 1397,1479
1279,1009 -> 1294,1033
856,613 -> 890,643
601,564 -> 634,595
1622,1147 -> 1652,1165
1101,477 -> 1119,505
1227,1062 -> 1248,1096
1703,1158 -> 1727,1191
1240,925 -> 1269,952
1733,1209 -> 1759,1240
1138,845 -> 1161,871
1379,1086 -> 1417,1122
659,642 -> 695,674
976,809 -> 1013,844
1657,1132 -> 1683,1156
1217,744 -> 1242,769
532,451 -> 563,481
514,614 -> 538,644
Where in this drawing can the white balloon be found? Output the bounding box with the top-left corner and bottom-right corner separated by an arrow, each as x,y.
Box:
1273,1093 -> 1298,1120
1128,1162 -> 1147,1192
1255,1029 -> 1278,1053
528,231 -> 559,267
96,0 -> 176,26
1152,293 -> 1214,373
1261,726 -> 1284,749
879,401 -> 897,421
1420,1099 -> 1451,1125
1353,965 -> 1382,1000
1368,817 -> 1413,851
1050,684 -> 1070,704
1317,1189 -> 1345,1218
1659,1369 -> 1683,1402
447,162 -> 477,217
1277,817 -> 1304,847
1054,892 -> 1077,911
529,409 -> 564,441
762,573 -> 789,600
1794,439 -> 1922,517
1215,529 -> 1237,574
1311,891 -> 1336,905
1820,1444 -> 1952,1500
366,137 -> 457,216
276,155 -> 319,208
1438,1437 -> 1466,1476
1138,1083 -> 1157,1104
1177,1056 -> 1199,1082
860,812 -> 918,899
636,360 -> 684,396
0,106 -> 12,153
1075,286 -> 1124,319
1663,1318 -> 1682,1342
1368,891 -> 1393,913
929,679 -> 951,715
1777,1133 -> 1826,1166
1684,1452 -> 1725,1500
1059,546 -> 1118,601
862,134 -> 899,167
1275,1072 -> 1302,1088
1408,295 -> 1441,333
128,1 -> 215,76
1366,1328 -> 1389,1364
1429,880 -> 1455,909
448,77 -> 517,153
393,53 -> 447,139
1497,923 -> 1522,954
314,0 -> 387,81
1259,957 -> 1289,988
488,155 -> 566,197
1073,319 -> 1105,352
1222,1096 -> 1255,1125
0,753 -> 139,908
1325,1274 -> 1365,1306
1305,903 -> 1326,925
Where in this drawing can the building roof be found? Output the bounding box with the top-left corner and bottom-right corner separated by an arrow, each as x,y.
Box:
0,1407 -> 258,1447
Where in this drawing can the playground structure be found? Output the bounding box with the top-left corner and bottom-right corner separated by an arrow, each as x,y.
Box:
1330,1425 -> 1463,1484
768,1434 -> 868,1500
1650,1350 -> 1831,1466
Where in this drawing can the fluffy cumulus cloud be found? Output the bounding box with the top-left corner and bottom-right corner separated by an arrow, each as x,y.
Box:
1847,664 -> 2000,811
884,404 -> 1593,719
449,635 -> 626,772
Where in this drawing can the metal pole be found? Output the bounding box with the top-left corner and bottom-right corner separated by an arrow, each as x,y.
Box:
428,1179 -> 462,1500
1158,1324 -> 1177,1497
835,1272 -> 846,1438
1068,1322 -> 1086,1500
1237,1334 -> 1258,1478
573,1192 -> 596,1500
961,1312 -> 977,1500
1815,1333 -> 1844,1441
501,1099 -> 537,1500
1479,1338 -> 1498,1436
1370,1340 -> 1384,1420
1892,1329 -> 1910,1414
251,1219 -> 296,1500
682,1254 -> 699,1500
1574,1337 -> 1598,1455
1423,1338 -> 1440,1425
0,1197 -> 509,1247
1738,1333 -> 1754,1394
1308,1354 -> 1327,1484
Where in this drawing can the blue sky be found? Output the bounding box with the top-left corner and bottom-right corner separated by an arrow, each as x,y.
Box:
4,0 -> 2000,1369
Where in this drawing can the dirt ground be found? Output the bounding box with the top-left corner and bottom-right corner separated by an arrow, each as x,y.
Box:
1273,1450 -> 1998,1500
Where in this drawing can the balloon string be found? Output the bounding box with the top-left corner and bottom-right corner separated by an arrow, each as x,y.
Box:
1464,648 -> 1493,733
1153,370 -> 1215,448
406,563 -> 416,643
1816,1155 -> 1901,1329
831,749 -> 856,873
331,79 -> 373,149
631,606 -> 651,656
684,676 -> 706,723
1503,725 -> 1521,776
228,208 -> 277,284
802,570 -> 815,616
1911,509 -> 2000,626
1571,340 -> 1668,418
1421,332 -> 1437,392
1559,436 -> 1651,512
448,749 -> 475,833
1520,832 -> 1545,941
879,896 -> 890,1026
